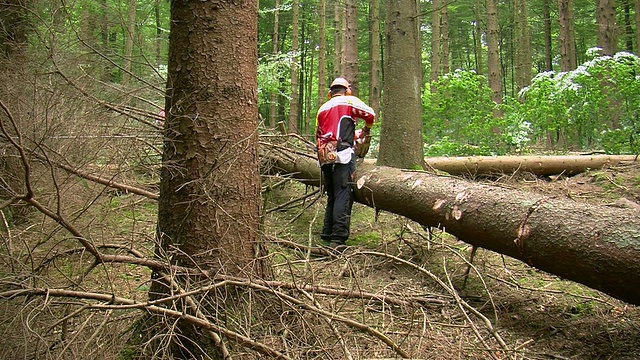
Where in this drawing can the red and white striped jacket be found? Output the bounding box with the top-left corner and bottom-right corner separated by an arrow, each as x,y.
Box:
315,94 -> 375,163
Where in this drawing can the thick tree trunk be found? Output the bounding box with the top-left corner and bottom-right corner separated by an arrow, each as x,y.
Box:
596,0 -> 618,56
558,0 -> 577,71
151,1 -> 265,356
268,151 -> 640,305
379,0 -> 424,169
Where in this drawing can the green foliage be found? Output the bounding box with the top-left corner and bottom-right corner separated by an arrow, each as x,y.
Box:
424,136 -> 492,157
423,69 -> 528,156
423,53 -> 640,156
257,52 -> 292,105
519,51 -> 640,153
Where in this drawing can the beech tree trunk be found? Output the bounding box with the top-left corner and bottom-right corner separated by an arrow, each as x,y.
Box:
267,151 -> 640,305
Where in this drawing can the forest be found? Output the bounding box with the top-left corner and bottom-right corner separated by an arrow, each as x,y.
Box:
0,0 -> 639,359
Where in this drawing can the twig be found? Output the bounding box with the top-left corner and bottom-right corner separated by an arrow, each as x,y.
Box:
359,251 -> 509,358
297,287 -> 354,360
2,287 -> 292,360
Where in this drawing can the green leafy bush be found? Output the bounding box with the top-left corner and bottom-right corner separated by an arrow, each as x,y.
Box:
423,69 -> 529,156
519,51 -> 640,153
423,52 -> 640,156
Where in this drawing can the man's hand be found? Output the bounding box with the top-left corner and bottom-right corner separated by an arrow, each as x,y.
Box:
355,127 -> 371,158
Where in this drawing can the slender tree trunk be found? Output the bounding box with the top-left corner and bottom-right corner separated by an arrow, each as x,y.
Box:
623,0 -> 633,51
558,0 -> 577,71
305,36 -> 314,134
154,0 -> 162,65
474,0 -> 484,75
100,0 -> 111,82
318,0 -> 327,108
514,0 -> 532,91
122,0 -> 136,85
299,21 -> 306,132
269,0 -> 279,127
342,0 -> 358,94
514,0 -> 522,89
369,0 -> 381,115
486,0 -> 503,114
151,0 -> 265,356
334,0 -> 342,77
596,0 -> 618,56
430,0 -> 441,91
379,0 -> 423,169
441,2 -> 450,75
288,0 -> 300,133
543,0 -> 554,71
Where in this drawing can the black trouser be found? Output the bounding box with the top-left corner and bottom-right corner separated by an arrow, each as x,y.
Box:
320,155 -> 355,243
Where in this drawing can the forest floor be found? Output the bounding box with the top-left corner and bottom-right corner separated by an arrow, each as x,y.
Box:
262,161 -> 640,360
2,158 -> 640,360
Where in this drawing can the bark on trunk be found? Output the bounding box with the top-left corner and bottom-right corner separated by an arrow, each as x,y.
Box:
267,150 -> 640,305
379,0 -> 424,169
558,0 -> 577,71
342,0 -> 358,94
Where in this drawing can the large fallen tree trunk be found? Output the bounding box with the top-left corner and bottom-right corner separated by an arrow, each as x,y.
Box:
422,154 -> 639,176
266,150 -> 640,306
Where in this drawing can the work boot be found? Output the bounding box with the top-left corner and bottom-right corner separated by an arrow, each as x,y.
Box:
328,239 -> 347,254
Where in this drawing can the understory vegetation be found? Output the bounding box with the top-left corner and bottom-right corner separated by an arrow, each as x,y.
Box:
420,51 -> 640,156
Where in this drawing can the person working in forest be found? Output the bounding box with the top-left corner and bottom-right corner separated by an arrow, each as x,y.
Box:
315,77 -> 376,250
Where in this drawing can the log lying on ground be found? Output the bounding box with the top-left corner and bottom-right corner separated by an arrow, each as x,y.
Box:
268,151 -> 640,306
422,154 -> 639,176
